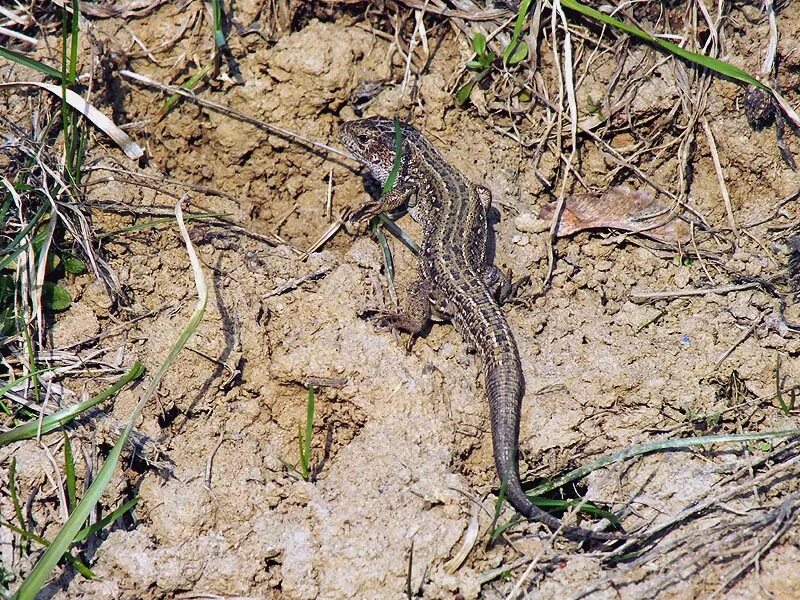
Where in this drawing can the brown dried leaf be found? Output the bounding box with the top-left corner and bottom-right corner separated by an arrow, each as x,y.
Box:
539,186 -> 691,245
55,0 -> 169,18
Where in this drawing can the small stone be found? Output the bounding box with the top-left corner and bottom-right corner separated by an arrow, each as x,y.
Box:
595,260 -> 613,272
347,237 -> 381,268
512,233 -> 530,246
745,260 -> 763,277
514,213 -> 546,233
613,301 -> 662,330
673,268 -> 691,288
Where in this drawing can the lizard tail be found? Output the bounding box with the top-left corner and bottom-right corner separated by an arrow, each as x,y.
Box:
485,361 -> 626,542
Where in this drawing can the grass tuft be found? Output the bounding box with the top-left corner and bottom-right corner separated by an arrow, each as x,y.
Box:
61,0 -> 86,187
281,386 -> 317,481
775,354 -> 797,416
0,364 -> 143,447
299,386 -> 315,481
12,200 -> 207,598
525,428 -> 800,502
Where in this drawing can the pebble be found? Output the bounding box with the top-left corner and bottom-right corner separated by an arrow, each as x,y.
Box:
512,233 -> 530,246
673,268 -> 691,288
514,213 -> 546,233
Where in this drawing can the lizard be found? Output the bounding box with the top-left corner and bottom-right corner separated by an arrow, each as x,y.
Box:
340,116 -> 625,541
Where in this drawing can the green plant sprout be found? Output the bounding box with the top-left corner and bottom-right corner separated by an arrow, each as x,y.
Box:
281,386 -> 317,481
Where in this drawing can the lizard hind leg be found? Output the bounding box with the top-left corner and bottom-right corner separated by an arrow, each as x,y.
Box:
373,279 -> 434,335
427,282 -> 455,322
483,264 -> 514,305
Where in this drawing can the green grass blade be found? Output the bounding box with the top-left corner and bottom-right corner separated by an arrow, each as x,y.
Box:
489,473 -> 510,539
162,63 -> 213,114
0,363 -> 143,447
491,515 -> 523,539
377,214 -> 419,256
560,0 -> 768,91
32,210 -> 58,319
368,120 -> 418,271
140,213 -> 208,399
60,4 -> 71,178
382,119 -> 405,194
303,386 -> 315,478
775,353 -> 795,415
63,0 -> 85,187
13,417 -> 130,597
68,0 -> 79,84
0,368 -> 57,411
1,520 -> 93,579
533,497 -> 617,521
0,202 -> 48,262
20,315 -> 41,409
493,498 -> 617,540
503,0 -> 533,66
211,0 -> 226,48
73,497 -> 138,544
371,219 -> 395,282
296,422 -> 306,479
60,6 -> 68,84
8,459 -> 27,548
277,457 -> 304,479
63,431 -> 76,512
0,47 -> 62,80
367,120 -> 407,284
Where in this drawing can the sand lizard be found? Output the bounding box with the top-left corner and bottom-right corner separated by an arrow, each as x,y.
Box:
341,117 -> 623,541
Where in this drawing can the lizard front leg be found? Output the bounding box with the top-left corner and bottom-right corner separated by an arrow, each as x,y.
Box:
350,183 -> 416,223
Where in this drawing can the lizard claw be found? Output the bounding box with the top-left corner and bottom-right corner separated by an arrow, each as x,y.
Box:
359,308 -> 419,333
357,308 -> 396,329
371,310 -> 404,331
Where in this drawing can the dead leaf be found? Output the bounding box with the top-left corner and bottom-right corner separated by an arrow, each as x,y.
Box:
539,186 -> 691,245
54,0 -> 169,18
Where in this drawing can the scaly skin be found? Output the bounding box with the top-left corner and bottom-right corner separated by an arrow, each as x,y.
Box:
341,117 -> 624,541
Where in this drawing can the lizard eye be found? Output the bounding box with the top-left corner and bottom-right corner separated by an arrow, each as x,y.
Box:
356,133 -> 370,145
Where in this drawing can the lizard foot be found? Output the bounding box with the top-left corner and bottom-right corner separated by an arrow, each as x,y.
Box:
370,310 -> 412,331
349,202 -> 382,224
359,308 -> 426,335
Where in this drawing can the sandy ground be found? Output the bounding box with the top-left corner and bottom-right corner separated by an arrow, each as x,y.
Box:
2,1 -> 800,598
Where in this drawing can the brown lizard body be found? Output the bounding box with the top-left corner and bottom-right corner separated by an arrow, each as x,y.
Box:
341,117 -> 623,541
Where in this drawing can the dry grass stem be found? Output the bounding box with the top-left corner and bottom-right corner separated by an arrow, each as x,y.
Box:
710,310 -> 767,372
630,282 -> 760,300
263,265 -> 334,299
701,117 -> 739,241
118,69 -> 353,161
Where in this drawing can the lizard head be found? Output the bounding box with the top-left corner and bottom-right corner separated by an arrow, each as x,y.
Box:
340,117 -> 418,186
